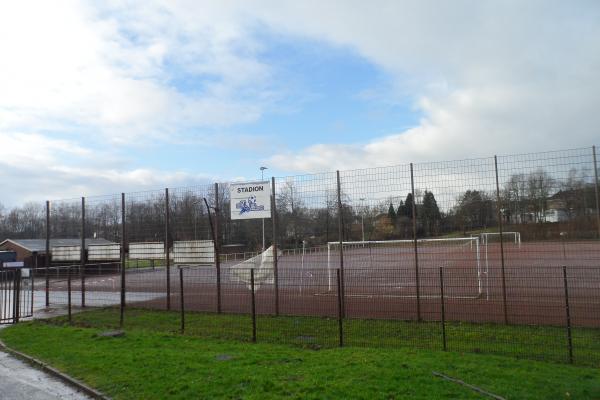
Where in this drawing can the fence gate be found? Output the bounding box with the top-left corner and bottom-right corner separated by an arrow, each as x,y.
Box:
0,267 -> 33,324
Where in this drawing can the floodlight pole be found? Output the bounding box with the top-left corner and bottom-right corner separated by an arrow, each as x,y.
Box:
193,205 -> 197,240
359,198 -> 366,242
260,166 -> 268,251
560,232 -> 567,260
191,198 -> 204,240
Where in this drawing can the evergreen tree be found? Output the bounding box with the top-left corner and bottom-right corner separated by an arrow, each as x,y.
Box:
397,200 -> 405,218
404,193 -> 415,219
421,190 -> 441,236
387,203 -> 397,224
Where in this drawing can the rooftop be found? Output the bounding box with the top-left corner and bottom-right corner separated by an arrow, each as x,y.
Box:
0,238 -> 116,253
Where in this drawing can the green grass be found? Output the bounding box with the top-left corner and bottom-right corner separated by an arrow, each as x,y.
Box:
125,259 -> 166,269
2,318 -> 600,400
27,308 -> 600,367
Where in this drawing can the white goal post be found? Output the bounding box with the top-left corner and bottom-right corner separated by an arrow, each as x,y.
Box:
326,237 -> 484,298
479,232 -> 521,247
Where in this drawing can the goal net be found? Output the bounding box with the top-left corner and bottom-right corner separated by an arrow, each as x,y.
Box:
327,237 -> 485,298
229,245 -> 275,290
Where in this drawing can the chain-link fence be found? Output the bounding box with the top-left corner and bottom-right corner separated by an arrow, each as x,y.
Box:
23,145 -> 600,366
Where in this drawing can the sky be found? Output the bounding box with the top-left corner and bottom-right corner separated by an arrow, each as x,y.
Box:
1,0 -> 599,206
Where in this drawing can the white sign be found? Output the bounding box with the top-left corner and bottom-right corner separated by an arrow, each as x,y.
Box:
172,240 -> 214,264
3,261 -> 24,268
52,246 -> 80,262
88,244 -> 121,261
129,242 -> 165,260
230,181 -> 271,220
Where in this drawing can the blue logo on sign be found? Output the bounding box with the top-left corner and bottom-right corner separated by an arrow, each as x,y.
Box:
236,195 -> 265,215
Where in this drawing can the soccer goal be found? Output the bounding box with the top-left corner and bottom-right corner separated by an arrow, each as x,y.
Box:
326,237 -> 485,299
229,245 -> 275,290
480,232 -> 521,247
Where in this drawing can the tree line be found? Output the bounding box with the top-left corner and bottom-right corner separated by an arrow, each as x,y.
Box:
1,167 -> 597,250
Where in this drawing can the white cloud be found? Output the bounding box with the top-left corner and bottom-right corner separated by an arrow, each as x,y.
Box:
0,0 -> 275,144
0,0 -> 279,206
1,0 -> 599,206
0,131 -> 212,205
262,1 -> 600,170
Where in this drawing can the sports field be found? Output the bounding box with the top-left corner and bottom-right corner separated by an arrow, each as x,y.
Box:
35,239 -> 600,329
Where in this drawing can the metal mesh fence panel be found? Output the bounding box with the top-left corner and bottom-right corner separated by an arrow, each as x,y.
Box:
46,198 -> 81,307
256,267 -> 339,348
177,266 -> 252,342
81,194 -> 122,316
274,172 -> 338,249
26,145 -> 600,365
567,266 -> 600,365
495,148 -> 600,273
169,185 -> 213,243
272,172 -> 338,306
124,190 -> 167,310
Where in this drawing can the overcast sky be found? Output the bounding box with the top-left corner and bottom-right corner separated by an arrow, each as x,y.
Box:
1,1 -> 599,206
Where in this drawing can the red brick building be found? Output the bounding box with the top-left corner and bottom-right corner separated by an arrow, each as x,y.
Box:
0,238 -> 115,267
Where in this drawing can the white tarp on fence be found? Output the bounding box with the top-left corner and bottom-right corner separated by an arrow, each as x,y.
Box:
172,240 -> 214,264
88,244 -> 121,261
129,242 -> 165,260
230,245 -> 275,290
51,246 -> 80,262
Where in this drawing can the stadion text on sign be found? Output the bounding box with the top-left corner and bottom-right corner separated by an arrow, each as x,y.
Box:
230,181 -> 271,220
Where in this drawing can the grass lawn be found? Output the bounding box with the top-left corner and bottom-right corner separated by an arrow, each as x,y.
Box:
1,310 -> 599,399
40,308 -> 600,366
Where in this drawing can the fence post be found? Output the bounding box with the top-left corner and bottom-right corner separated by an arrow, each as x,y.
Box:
336,170 -> 345,318
593,146 -> 600,239
410,163 -> 421,321
45,200 -> 50,308
16,269 -> 21,323
271,177 -> 279,316
251,268 -> 257,343
204,197 -> 221,314
81,196 -> 86,308
494,156 -> 509,325
563,266 -> 574,364
13,269 -> 21,324
336,269 -> 344,347
439,267 -> 447,351
179,267 -> 185,334
120,192 -> 126,328
165,188 -> 171,311
31,254 -> 36,316
67,266 -> 72,324
215,183 -> 222,314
